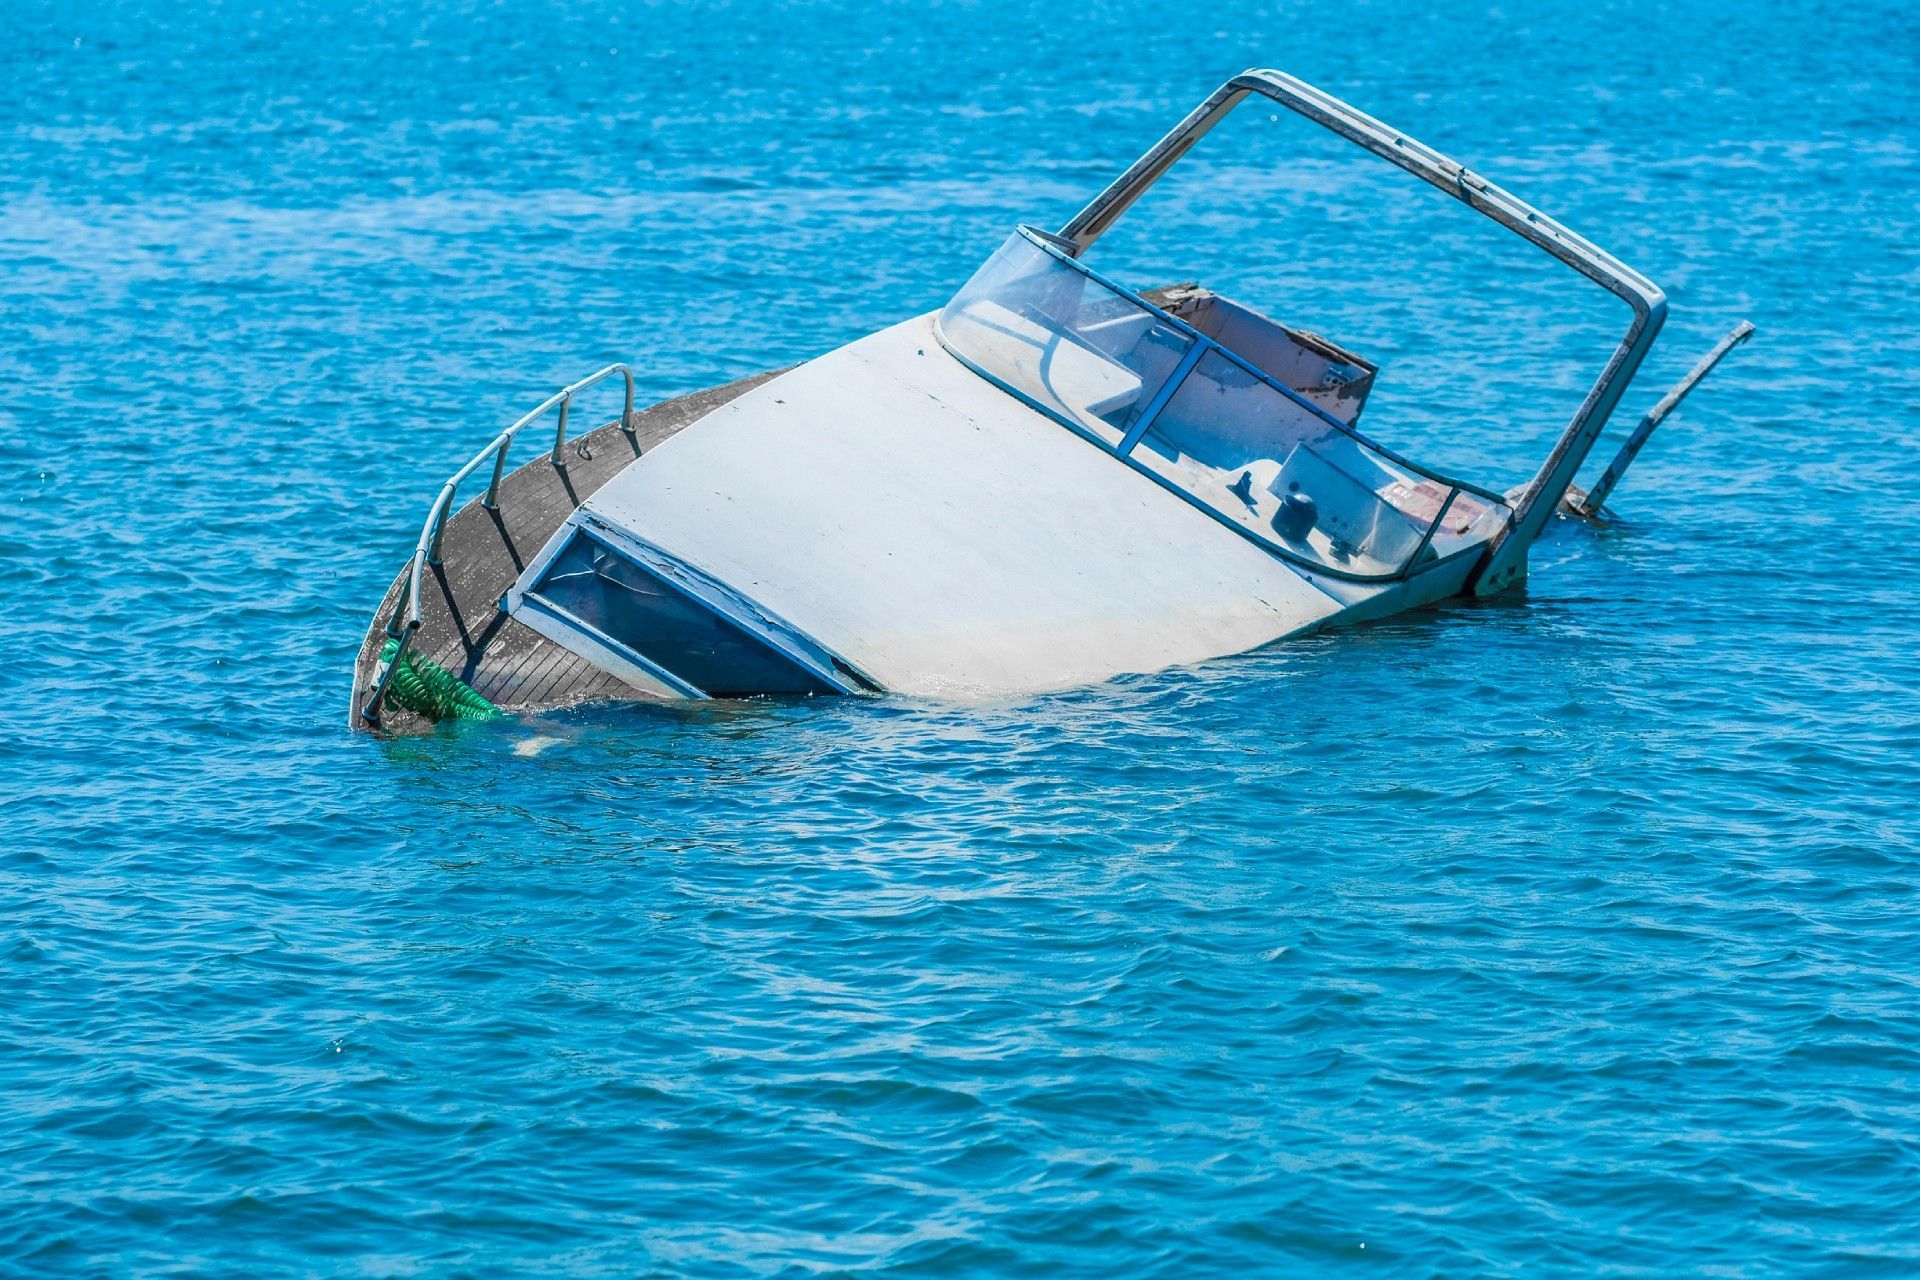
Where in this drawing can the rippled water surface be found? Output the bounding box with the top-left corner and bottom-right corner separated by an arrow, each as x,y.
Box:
5,1 -> 1918,1274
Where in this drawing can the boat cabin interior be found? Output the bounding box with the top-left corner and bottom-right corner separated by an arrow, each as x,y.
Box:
936,227 -> 1513,582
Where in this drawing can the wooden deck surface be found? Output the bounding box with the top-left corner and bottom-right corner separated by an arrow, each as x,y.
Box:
349,370 -> 784,733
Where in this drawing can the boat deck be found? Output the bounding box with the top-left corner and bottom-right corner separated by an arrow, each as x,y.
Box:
349,371 -> 782,733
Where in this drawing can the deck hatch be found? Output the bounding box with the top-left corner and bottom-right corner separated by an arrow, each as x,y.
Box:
521,528 -> 844,698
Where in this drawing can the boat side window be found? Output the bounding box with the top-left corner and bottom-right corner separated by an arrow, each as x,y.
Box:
938,232 -> 1194,446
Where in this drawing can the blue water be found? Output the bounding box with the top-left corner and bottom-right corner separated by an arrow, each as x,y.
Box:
5,1 -> 1918,1273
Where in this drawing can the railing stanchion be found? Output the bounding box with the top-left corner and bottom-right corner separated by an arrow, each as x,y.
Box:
363,619 -> 418,725
482,439 -> 509,511
551,394 -> 571,466
620,369 -> 639,452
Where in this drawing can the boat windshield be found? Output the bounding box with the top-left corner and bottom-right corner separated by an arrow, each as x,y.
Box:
936,227 -> 1511,581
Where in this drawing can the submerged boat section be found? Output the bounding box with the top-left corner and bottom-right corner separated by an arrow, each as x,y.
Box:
353,67 -> 1753,731
505,313 -> 1347,700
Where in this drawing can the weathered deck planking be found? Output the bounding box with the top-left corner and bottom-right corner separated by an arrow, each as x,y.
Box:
349,370 -> 785,733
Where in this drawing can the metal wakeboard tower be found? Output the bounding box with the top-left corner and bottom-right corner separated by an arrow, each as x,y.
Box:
1055,67 -> 1673,594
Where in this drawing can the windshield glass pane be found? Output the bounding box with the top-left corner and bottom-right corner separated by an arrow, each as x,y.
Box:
936,229 -> 1512,580
938,232 -> 1193,446
1134,348 -> 1476,576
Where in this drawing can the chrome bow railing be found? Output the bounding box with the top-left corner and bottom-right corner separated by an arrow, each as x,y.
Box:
361,363 -> 639,726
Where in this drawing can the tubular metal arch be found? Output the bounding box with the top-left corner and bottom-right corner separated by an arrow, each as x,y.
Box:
1057,68 -> 1670,593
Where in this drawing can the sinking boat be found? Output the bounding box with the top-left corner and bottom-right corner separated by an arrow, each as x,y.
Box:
351,68 -> 1751,732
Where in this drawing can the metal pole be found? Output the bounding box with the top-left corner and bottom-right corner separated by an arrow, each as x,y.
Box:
620,368 -> 639,452
551,393 -> 571,467
1574,320 -> 1755,517
1400,488 -> 1459,573
362,619 -> 418,725
482,440 -> 509,510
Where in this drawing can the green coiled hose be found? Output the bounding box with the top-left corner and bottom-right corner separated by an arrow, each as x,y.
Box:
380,636 -> 504,722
